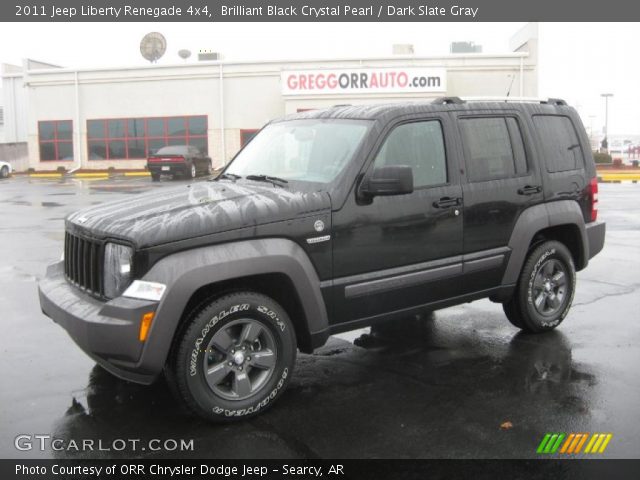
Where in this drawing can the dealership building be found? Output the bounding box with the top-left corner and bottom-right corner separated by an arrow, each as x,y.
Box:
0,24 -> 537,172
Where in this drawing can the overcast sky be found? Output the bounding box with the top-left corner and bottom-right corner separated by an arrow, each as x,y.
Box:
1,22 -> 638,137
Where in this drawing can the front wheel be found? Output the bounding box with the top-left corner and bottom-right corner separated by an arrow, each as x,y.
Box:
169,292 -> 296,422
503,240 -> 576,333
189,163 -> 197,179
0,166 -> 8,178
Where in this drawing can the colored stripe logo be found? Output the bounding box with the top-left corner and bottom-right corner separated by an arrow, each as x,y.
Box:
537,433 -> 612,454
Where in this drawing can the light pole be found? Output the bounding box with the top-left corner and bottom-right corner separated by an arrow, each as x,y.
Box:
601,93 -> 613,151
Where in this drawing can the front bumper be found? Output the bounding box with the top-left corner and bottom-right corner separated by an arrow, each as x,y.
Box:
38,262 -> 160,384
586,220 -> 606,260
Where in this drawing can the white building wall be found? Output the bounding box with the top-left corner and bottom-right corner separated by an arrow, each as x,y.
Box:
18,28 -> 537,171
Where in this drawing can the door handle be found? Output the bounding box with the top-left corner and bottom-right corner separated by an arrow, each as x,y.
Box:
433,197 -> 462,208
517,185 -> 542,196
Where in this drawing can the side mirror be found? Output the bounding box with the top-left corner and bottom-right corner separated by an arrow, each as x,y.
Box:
360,165 -> 414,199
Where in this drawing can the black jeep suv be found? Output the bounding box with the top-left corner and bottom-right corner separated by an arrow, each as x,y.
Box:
39,98 -> 605,421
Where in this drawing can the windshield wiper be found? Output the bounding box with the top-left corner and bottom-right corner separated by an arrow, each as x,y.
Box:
216,172 -> 242,182
245,174 -> 289,185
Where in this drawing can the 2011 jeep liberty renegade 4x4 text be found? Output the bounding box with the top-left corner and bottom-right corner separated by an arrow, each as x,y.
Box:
39,98 -> 605,421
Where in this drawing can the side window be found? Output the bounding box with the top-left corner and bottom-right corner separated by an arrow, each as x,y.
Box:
533,115 -> 584,173
459,117 -> 527,182
373,120 -> 447,188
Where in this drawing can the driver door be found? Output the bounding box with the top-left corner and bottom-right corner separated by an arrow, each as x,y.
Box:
329,114 -> 464,325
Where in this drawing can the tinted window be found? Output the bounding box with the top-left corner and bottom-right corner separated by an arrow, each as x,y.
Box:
533,115 -> 584,172
374,121 -> 447,188
147,119 -> 164,137
87,120 -> 105,139
167,117 -> 186,137
188,116 -> 207,135
459,117 -> 523,182
57,121 -> 73,140
108,119 -> 126,138
39,122 -> 55,141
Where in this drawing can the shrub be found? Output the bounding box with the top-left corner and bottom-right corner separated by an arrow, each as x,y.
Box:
593,152 -> 612,164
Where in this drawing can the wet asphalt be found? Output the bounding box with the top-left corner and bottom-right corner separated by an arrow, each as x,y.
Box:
0,175 -> 639,459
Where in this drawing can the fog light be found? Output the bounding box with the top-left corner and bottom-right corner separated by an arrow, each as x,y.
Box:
139,312 -> 155,342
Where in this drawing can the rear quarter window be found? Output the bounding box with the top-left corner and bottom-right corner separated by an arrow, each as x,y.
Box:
533,115 -> 585,173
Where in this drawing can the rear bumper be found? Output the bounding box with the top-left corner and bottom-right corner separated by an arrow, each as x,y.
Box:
38,262 -> 160,384
147,162 -> 188,176
586,220 -> 606,260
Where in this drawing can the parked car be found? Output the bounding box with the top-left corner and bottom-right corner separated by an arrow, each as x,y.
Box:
39,98 -> 605,422
0,161 -> 12,179
146,145 -> 212,181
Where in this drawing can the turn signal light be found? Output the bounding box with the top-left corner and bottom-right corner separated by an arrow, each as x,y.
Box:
139,312 -> 155,342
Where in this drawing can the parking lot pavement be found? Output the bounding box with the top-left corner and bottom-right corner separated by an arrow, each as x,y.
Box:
0,176 -> 639,459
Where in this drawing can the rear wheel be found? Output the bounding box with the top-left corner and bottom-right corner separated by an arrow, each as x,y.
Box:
206,161 -> 213,176
0,166 -> 8,178
169,292 -> 296,422
190,163 -> 197,179
151,174 -> 160,182
503,240 -> 576,333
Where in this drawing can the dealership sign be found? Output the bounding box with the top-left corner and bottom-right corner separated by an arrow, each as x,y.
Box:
282,68 -> 446,95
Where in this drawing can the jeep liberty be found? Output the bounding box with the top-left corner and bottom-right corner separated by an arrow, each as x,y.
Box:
39,98 -> 606,421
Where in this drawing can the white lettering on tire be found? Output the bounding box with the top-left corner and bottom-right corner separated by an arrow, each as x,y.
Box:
189,304 -> 249,377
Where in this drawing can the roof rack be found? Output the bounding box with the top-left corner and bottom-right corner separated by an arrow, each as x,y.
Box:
432,97 -> 465,105
432,96 -> 569,106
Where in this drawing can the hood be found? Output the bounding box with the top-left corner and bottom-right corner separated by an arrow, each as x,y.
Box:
66,180 -> 331,248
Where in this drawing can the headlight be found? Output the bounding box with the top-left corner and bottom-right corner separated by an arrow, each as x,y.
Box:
104,242 -> 133,298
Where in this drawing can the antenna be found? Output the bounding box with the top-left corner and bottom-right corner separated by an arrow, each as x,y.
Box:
178,49 -> 192,61
506,74 -> 516,98
140,32 -> 167,64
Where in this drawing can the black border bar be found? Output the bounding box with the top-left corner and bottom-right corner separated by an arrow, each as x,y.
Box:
4,0 -> 640,22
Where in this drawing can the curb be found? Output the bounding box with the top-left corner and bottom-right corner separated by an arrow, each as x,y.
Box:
26,171 -> 150,179
598,174 -> 640,182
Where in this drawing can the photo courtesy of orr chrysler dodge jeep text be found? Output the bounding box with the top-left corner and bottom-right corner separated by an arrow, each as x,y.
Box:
39,98 -> 605,421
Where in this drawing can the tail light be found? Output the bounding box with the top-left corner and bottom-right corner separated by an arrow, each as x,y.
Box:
588,177 -> 598,222
147,156 -> 185,163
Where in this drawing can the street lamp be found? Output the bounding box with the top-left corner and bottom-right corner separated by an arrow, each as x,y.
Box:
601,93 -> 614,151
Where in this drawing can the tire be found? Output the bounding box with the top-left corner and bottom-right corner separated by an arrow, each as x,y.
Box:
502,297 -> 523,329
503,240 -> 576,333
151,174 -> 160,182
206,161 -> 213,176
0,166 -> 8,179
189,163 -> 197,179
169,291 -> 296,422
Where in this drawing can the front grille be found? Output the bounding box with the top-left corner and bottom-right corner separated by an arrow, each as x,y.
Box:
64,232 -> 103,297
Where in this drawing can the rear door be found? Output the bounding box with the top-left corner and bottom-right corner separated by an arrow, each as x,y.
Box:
455,112 -> 544,292
531,114 -> 589,217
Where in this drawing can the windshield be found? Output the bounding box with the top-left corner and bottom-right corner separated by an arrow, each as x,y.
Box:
225,119 -> 370,183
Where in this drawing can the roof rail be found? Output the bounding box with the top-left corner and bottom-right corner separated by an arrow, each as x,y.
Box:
432,96 -> 465,105
542,98 -> 568,106
459,96 -> 570,106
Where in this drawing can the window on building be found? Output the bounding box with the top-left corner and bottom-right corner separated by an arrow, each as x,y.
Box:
459,117 -> 527,182
87,115 -> 208,160
39,120 -> 74,161
373,120 -> 447,188
533,115 -> 584,173
240,129 -> 259,147
0,107 -> 4,126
